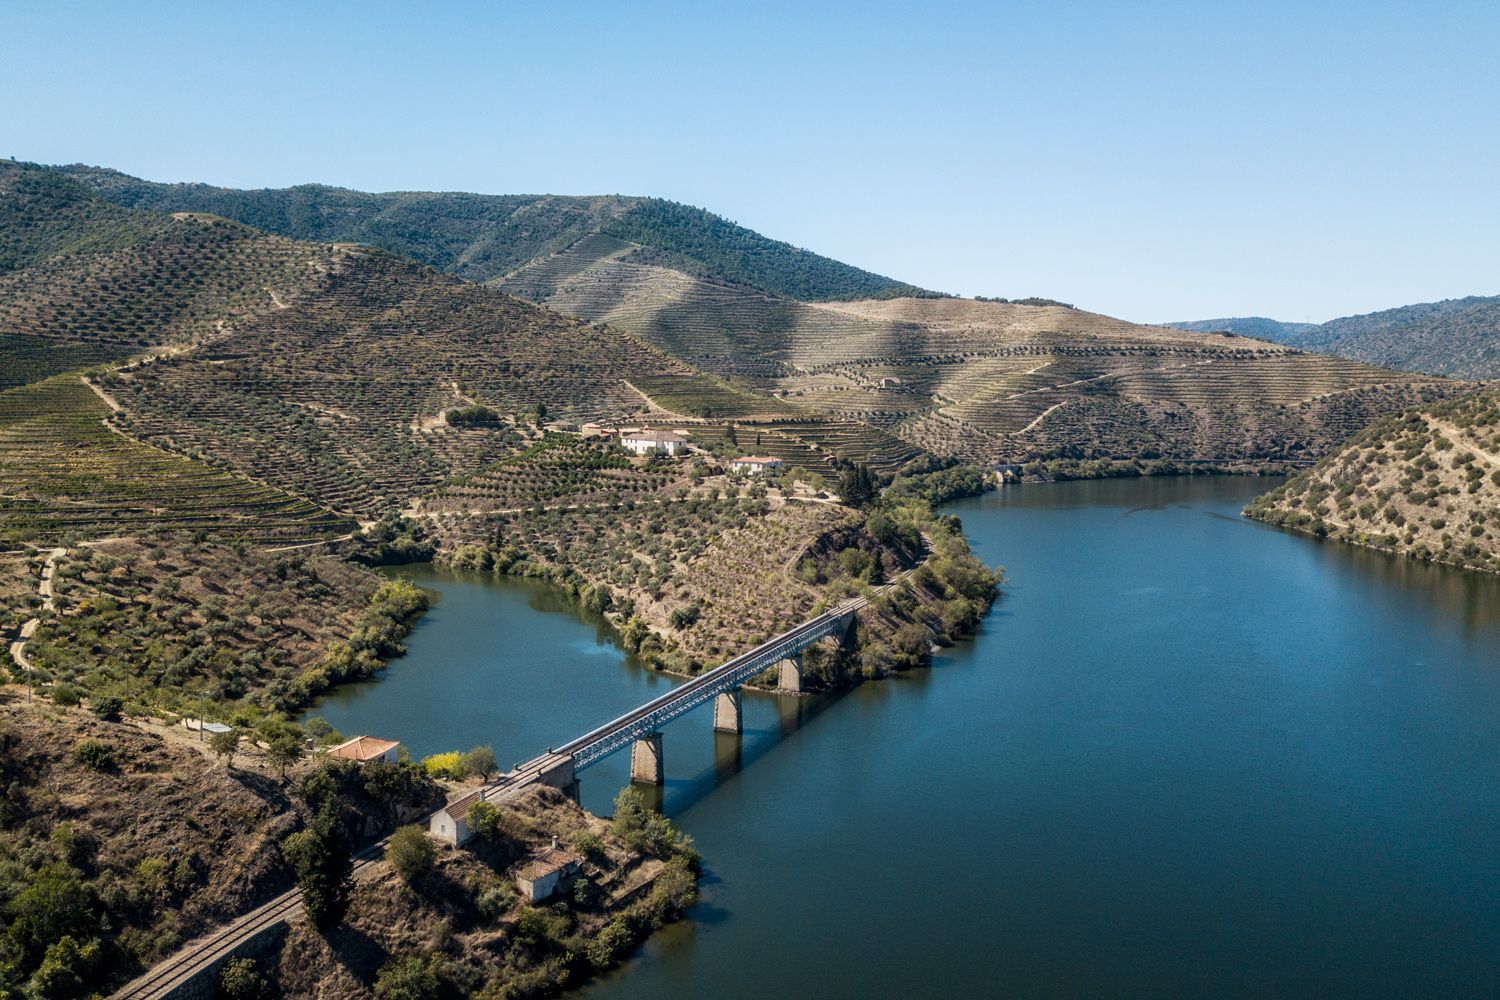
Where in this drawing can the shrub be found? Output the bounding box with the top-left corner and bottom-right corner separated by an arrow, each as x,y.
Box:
668,603 -> 700,629
386,826 -> 435,883
421,752 -> 465,780
50,684 -> 80,708
575,833 -> 604,858
585,915 -> 635,968
219,958 -> 268,1000
74,739 -> 113,771
373,953 -> 440,1000
477,884 -> 516,919
90,694 -> 123,721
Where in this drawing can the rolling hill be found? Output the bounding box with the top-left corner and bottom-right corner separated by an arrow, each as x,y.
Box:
57,164 -> 930,302
1244,387 -> 1500,574
1170,295 -> 1500,380
7,160 -> 1481,505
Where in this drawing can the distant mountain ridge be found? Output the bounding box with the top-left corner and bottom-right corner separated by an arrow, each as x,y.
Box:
1164,317 -> 1318,341
1169,295 -> 1500,379
57,165 -> 935,302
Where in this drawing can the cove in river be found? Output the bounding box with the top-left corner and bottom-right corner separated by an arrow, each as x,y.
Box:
305,476 -> 1500,999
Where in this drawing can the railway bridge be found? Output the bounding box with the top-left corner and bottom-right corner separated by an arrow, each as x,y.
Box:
111,597 -> 869,999
431,595 -> 866,842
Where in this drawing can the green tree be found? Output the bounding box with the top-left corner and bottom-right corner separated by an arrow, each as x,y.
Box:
265,732 -> 303,780
209,728 -> 241,768
386,826 -> 435,883
4,863 -> 97,972
283,804 -> 353,931
27,934 -> 100,1000
465,800 -> 500,841
837,464 -> 876,507
462,745 -> 497,780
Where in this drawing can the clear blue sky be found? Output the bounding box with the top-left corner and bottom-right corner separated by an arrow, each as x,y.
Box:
5,0 -> 1497,323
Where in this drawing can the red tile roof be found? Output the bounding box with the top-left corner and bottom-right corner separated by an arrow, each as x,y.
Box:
520,846 -> 584,879
326,735 -> 400,761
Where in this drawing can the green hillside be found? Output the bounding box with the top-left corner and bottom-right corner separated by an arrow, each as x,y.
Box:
1173,296 -> 1500,379
58,165 -> 926,301
1163,317 -> 1317,341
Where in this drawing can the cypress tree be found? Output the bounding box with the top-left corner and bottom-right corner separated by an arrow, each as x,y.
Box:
283,804 -> 353,931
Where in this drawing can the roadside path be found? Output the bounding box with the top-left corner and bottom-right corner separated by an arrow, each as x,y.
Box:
8,547 -> 66,674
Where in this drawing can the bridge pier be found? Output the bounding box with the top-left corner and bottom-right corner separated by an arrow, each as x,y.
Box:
713,688 -> 743,733
630,733 -> 664,785
777,652 -> 803,692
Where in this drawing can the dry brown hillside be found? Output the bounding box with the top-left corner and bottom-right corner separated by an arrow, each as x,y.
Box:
493,236 -> 1470,468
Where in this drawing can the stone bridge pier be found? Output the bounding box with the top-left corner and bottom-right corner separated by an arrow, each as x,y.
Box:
630,732 -> 664,784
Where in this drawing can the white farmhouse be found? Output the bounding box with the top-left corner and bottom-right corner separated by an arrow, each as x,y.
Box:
515,838 -> 585,902
731,456 -> 783,474
621,430 -> 688,456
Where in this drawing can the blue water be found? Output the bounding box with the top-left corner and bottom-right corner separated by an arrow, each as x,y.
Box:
311,477 -> 1500,998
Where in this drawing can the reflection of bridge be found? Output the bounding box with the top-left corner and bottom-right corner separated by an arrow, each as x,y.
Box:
431,596 -> 867,843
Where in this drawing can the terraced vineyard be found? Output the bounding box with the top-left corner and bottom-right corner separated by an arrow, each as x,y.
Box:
101,248 -> 703,515
426,433 -> 690,514
0,165 -> 335,356
0,375 -> 352,542
0,332 -> 133,390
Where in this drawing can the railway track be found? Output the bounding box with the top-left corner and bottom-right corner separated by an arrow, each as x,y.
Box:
107,853 -> 383,1000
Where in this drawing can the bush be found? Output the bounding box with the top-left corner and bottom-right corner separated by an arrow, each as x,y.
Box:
73,739 -> 113,772
575,833 -> 604,858
50,684 -> 80,708
373,953 -> 440,1000
585,915 -> 635,968
668,603 -> 701,629
219,957 -> 268,1000
477,884 -> 516,919
386,826 -> 435,883
90,694 -> 124,721
421,751 -> 465,780
466,800 -> 501,841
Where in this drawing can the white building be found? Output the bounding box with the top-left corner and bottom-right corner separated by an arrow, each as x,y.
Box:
515,838 -> 585,901
622,430 -> 688,456
431,786 -> 486,845
731,456 -> 783,474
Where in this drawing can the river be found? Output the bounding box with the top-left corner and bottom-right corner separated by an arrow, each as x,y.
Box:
307,477 -> 1500,999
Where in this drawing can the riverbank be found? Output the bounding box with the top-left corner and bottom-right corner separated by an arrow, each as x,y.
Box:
413,479 -> 1000,692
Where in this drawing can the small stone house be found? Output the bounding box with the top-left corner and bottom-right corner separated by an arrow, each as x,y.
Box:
325,735 -> 401,764
731,456 -> 783,474
431,787 -> 487,845
622,430 -> 687,456
515,838 -> 585,902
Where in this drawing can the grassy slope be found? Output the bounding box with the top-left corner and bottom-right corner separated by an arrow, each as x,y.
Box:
1244,388 -> 1500,572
